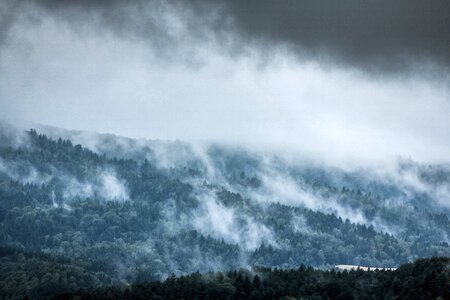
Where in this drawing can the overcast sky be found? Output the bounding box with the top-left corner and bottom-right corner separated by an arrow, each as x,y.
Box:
1,0 -> 449,166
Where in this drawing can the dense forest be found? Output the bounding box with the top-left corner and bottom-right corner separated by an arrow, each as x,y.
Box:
54,257 -> 450,300
0,124 -> 449,298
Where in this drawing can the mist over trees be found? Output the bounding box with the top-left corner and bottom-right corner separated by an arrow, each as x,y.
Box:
1,0 -> 449,298
0,126 -> 449,299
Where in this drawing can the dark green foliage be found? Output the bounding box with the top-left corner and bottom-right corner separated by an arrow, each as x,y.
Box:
1,129 -> 450,299
0,247 -> 113,300
53,257 -> 450,300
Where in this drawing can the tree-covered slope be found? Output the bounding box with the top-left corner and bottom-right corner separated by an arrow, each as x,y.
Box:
0,125 -> 449,298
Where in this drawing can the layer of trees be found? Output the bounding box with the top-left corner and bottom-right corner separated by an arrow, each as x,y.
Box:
0,129 -> 450,298
0,247 -> 112,300
54,257 -> 450,300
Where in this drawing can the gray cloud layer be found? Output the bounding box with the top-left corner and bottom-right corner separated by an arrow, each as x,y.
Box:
2,0 -> 450,74
0,0 -> 449,167
216,0 -> 450,74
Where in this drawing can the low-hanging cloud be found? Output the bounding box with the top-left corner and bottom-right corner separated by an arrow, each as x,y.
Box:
0,153 -> 130,202
0,0 -> 449,168
252,170 -> 369,226
192,191 -> 275,250
60,170 -> 129,202
99,171 -> 130,201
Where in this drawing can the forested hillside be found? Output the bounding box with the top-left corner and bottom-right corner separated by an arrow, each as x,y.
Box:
0,124 -> 449,299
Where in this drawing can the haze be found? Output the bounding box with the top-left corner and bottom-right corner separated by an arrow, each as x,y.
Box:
1,0 -> 449,167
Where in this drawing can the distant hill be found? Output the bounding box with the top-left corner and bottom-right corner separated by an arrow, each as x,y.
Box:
0,124 -> 449,298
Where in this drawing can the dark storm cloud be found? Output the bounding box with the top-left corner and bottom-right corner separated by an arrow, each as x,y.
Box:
1,1 -> 450,165
216,0 -> 450,73
0,1 -> 22,46
2,0 -> 450,73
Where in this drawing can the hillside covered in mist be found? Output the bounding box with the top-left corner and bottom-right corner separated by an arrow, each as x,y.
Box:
1,123 -> 450,299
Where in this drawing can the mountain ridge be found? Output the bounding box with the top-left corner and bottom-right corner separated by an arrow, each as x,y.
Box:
0,125 -> 449,298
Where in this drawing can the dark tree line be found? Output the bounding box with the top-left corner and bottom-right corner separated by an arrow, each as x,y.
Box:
54,257 -> 450,300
